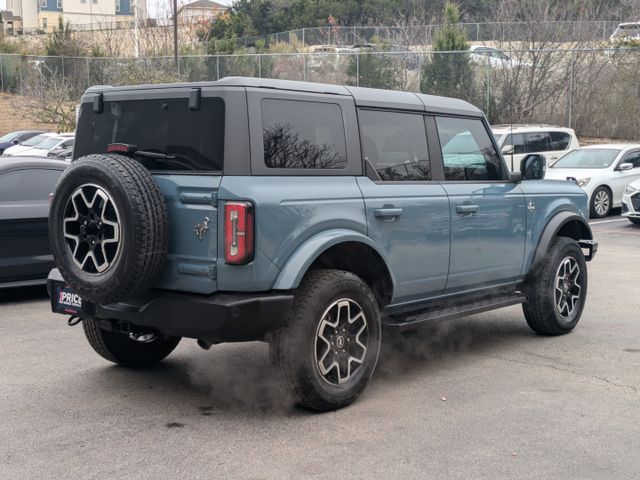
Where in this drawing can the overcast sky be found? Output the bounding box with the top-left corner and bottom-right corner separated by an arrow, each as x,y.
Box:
0,0 -> 234,17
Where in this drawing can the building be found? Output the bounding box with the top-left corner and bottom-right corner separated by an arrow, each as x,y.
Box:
1,10 -> 24,34
4,0 -> 145,33
177,0 -> 227,24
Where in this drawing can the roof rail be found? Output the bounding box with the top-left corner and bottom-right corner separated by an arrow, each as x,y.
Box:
491,123 -> 564,129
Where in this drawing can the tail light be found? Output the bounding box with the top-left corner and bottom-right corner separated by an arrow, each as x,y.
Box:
224,202 -> 254,265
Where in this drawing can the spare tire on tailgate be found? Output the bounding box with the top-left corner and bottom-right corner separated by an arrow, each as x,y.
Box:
49,153 -> 168,304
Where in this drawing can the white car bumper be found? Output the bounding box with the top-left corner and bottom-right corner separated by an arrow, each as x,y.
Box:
621,192 -> 640,218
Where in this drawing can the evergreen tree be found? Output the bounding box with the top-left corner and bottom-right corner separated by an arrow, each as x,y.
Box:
420,2 -> 475,101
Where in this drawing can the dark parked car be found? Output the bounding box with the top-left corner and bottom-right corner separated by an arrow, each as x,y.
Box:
0,157 -> 67,287
0,130 -> 45,155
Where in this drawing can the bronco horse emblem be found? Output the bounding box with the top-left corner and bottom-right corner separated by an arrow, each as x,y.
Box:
194,217 -> 210,241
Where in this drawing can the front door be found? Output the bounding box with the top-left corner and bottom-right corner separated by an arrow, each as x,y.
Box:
357,109 -> 450,304
434,116 -> 526,291
611,149 -> 640,201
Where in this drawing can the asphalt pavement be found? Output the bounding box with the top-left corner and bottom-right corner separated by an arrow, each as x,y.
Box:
1,214 -> 639,480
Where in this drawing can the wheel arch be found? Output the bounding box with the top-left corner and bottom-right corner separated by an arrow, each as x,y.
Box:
529,211 -> 592,276
272,229 -> 395,307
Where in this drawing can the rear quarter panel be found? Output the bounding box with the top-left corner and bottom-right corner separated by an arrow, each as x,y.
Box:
216,176 -> 367,291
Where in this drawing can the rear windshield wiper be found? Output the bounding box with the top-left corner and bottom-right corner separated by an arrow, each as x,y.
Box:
134,150 -> 176,160
133,150 -> 195,170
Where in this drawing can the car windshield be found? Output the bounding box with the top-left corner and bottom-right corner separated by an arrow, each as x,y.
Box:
551,148 -> 620,169
20,134 -> 51,147
36,137 -> 65,150
0,131 -> 23,142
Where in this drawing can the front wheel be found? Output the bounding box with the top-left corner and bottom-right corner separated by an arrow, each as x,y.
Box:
523,236 -> 588,335
590,187 -> 611,218
270,270 -> 381,411
83,318 -> 180,367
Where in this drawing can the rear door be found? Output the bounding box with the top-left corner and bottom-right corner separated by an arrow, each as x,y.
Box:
435,116 -> 526,291
356,109 -> 450,303
547,131 -> 573,164
0,167 -> 64,282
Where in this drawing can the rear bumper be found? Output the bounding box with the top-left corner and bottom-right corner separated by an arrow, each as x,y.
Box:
47,269 -> 293,342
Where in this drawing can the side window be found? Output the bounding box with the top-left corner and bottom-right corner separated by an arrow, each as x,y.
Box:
505,133 -> 526,154
549,132 -> 571,150
622,151 -> 640,169
0,169 -> 63,202
358,109 -> 430,181
525,132 -> 552,152
436,116 -> 503,181
261,99 -> 347,169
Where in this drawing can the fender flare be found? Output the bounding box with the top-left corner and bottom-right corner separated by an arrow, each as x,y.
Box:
529,211 -> 592,274
272,229 -> 396,291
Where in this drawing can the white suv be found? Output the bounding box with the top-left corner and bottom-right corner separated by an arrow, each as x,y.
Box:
492,124 -> 579,172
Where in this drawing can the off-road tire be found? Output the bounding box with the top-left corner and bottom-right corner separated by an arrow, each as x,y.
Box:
590,186 -> 612,219
49,154 -> 168,304
83,318 -> 180,367
523,236 -> 588,335
270,269 -> 381,411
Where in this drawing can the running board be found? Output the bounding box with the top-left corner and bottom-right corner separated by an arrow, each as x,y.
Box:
384,293 -> 527,327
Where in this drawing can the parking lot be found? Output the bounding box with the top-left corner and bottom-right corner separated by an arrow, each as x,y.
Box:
1,214 -> 638,480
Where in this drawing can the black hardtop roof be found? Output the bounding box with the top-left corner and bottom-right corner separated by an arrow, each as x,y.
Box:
0,156 -> 69,172
83,76 -> 483,117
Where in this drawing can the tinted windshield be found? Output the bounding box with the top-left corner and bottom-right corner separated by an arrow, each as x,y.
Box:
0,131 -> 23,143
21,134 -> 51,147
74,97 -> 225,171
552,148 -> 620,169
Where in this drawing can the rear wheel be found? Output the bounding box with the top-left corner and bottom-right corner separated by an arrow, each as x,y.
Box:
590,187 -> 611,218
270,270 -> 381,411
523,237 -> 588,335
83,318 -> 180,367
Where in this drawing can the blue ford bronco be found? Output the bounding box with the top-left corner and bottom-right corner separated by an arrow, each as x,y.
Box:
47,77 -> 597,411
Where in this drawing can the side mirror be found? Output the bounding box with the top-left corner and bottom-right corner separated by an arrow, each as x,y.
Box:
509,171 -> 522,183
617,162 -> 633,172
520,154 -> 547,180
501,144 -> 514,155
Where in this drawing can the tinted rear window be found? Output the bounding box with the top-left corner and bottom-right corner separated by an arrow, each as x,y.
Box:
74,97 -> 225,171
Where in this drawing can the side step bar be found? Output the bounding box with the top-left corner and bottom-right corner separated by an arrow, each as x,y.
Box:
384,293 -> 527,328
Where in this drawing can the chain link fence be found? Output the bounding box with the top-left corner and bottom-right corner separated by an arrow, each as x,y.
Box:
235,21 -> 623,48
1,47 -> 639,140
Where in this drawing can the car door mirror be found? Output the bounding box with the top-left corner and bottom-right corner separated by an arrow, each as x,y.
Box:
520,154 -> 546,180
617,162 -> 633,172
501,144 -> 514,155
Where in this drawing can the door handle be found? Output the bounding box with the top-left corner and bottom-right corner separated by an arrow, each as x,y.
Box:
456,204 -> 479,215
374,207 -> 403,219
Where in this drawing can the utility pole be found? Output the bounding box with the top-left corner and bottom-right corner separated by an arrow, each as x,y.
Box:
173,0 -> 178,70
133,0 -> 139,57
